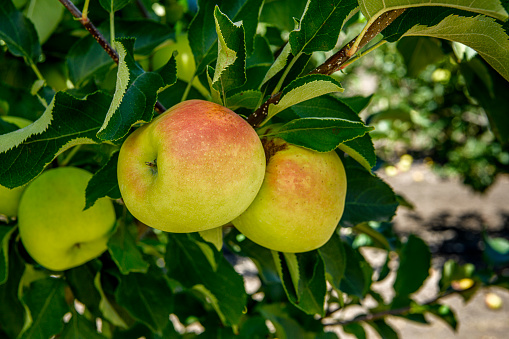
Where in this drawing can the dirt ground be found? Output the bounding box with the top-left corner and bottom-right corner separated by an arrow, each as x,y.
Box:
331,163 -> 509,339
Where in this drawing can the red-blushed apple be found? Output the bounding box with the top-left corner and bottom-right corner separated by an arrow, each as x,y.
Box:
232,127 -> 347,253
18,167 -> 116,271
117,100 -> 266,233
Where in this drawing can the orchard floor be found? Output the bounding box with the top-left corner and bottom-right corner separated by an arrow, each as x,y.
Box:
330,163 -> 509,339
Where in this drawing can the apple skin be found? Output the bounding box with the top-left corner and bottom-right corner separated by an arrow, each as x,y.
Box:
232,130 -> 347,253
0,116 -> 32,218
18,167 -> 116,271
117,100 -> 266,233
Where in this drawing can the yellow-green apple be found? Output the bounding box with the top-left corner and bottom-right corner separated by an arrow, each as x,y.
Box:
0,116 -> 32,218
117,99 -> 266,233
233,126 -> 347,253
18,167 -> 116,271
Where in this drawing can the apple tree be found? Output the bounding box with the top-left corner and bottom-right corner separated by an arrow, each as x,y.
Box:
1,0 -> 509,338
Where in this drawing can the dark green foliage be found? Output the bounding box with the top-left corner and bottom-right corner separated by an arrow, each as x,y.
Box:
0,0 -> 508,338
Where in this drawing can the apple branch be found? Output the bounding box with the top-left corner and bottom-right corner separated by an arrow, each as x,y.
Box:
57,0 -> 167,114
247,9 -> 406,128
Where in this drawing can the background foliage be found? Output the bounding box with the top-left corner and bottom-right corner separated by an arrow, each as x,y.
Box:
1,0 -> 509,338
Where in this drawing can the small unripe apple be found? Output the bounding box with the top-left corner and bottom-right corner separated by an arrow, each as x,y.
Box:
117,100 -> 266,233
485,292 -> 503,310
233,127 -> 347,253
18,167 -> 116,271
0,116 -> 32,218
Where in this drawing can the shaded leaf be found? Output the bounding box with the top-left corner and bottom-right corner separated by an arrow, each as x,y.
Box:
115,267 -> 173,335
367,319 -> 399,339
85,151 -> 121,210
99,0 -> 131,12
65,262 -> 103,318
340,242 -> 371,298
0,234 -> 26,338
67,19 -> 173,86
318,233 -> 346,290
393,235 -> 431,298
107,222 -> 149,275
427,303 -> 458,331
340,157 -> 399,227
23,0 -> 64,44
483,233 -> 509,267
166,234 -> 247,326
20,277 -> 69,339
60,311 -> 107,339
0,0 -> 41,63
397,37 -> 445,77
0,226 -> 16,284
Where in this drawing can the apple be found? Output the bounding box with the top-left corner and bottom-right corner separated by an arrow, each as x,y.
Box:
117,99 -> 266,233
18,167 -> 116,271
0,116 -> 32,219
232,126 -> 347,253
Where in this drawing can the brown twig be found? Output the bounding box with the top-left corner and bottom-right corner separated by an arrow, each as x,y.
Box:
58,0 -> 167,114
247,9 -> 406,128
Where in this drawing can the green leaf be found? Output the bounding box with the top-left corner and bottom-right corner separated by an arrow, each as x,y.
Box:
393,235 -> 431,298
166,234 -> 247,326
198,227 -> 223,251
0,233 -> 26,338
189,0 -> 264,74
0,82 -> 45,121
97,38 -> 177,142
340,242 -> 371,298
20,277 -> 69,339
65,262 -> 103,318
265,74 -> 344,122
260,0 -> 308,31
94,273 -> 128,328
0,0 -> 41,63
367,319 -> 398,339
272,251 -> 327,316
115,267 -> 173,335
99,0 -> 131,12
107,222 -> 149,275
211,6 -> 247,94
247,35 -> 274,68
0,91 -> 111,189
267,117 -> 372,153
289,95 -> 376,170
383,8 -> 509,82
67,19 -> 173,86
289,0 -> 358,54
85,151 -> 121,210
60,311 -> 107,339
359,0 -> 508,22
318,233 -> 346,291
461,57 -> 509,144
340,157 -> 399,227
23,0 -> 64,44
226,90 -> 263,110
0,226 -> 16,284
397,37 -> 445,77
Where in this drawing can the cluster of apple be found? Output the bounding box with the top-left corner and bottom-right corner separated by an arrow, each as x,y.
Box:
117,100 -> 347,253
0,99 -> 347,272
